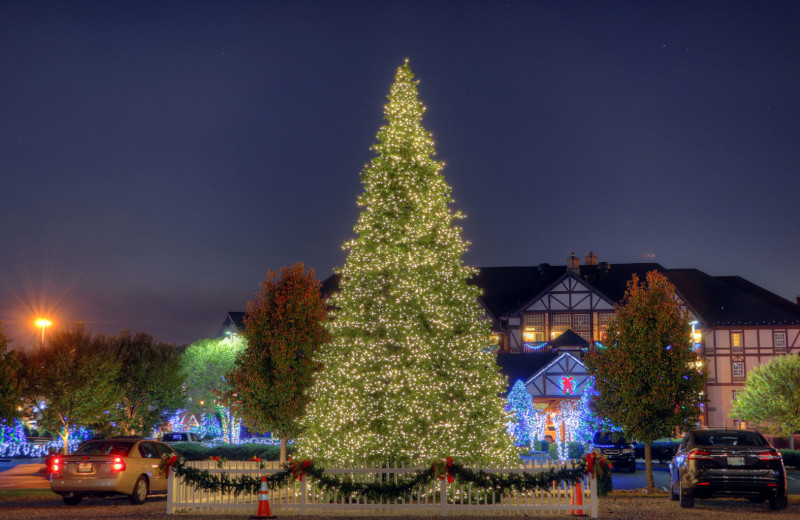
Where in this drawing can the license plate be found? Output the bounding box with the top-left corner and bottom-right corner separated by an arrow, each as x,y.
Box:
77,462 -> 93,473
727,456 -> 745,466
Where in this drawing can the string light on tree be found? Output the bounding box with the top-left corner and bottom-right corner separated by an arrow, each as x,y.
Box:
297,60 -> 517,465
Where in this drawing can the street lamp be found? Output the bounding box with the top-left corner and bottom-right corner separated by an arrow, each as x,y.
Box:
36,319 -> 51,347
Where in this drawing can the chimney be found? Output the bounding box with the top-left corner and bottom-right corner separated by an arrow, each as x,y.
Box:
585,251 -> 597,266
567,252 -> 580,274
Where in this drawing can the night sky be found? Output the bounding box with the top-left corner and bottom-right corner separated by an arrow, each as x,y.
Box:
2,1 -> 799,348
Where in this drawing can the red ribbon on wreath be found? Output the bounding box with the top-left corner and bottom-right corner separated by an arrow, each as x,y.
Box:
432,456 -> 454,483
289,457 -> 311,481
163,455 -> 178,477
585,452 -> 596,476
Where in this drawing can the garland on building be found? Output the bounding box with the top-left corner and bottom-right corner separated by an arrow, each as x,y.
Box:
160,455 -> 589,500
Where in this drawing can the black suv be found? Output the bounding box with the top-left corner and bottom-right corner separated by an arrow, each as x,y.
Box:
669,429 -> 787,510
591,431 -> 636,472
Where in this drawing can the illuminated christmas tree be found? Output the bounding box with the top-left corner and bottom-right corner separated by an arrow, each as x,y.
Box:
297,61 -> 517,465
505,380 -> 537,447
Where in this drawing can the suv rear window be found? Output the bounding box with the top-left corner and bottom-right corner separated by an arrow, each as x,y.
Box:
74,441 -> 134,456
592,432 -> 628,446
162,433 -> 187,442
693,431 -> 767,447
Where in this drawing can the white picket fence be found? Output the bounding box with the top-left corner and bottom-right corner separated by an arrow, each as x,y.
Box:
167,459 -> 598,517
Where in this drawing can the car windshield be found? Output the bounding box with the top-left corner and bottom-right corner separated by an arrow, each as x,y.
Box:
693,431 -> 767,447
162,433 -> 187,442
593,432 -> 628,446
74,441 -> 134,456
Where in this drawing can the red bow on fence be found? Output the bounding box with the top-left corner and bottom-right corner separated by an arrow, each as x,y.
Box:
289,458 -> 311,481
163,455 -> 178,477
585,452 -> 596,476
432,456 -> 454,483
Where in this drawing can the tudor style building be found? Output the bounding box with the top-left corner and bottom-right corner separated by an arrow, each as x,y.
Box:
481,252 -> 800,429
241,252 -> 799,432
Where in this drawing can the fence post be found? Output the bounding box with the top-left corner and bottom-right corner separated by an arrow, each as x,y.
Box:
439,477 -> 447,516
166,470 -> 173,514
590,474 -> 598,518
300,474 -> 307,516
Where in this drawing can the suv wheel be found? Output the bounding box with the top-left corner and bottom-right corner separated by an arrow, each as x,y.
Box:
769,495 -> 788,510
129,476 -> 149,505
62,494 -> 83,505
669,477 -> 678,501
678,483 -> 694,508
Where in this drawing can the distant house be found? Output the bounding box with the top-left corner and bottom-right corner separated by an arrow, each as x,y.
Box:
318,252 -> 800,430
217,312 -> 246,338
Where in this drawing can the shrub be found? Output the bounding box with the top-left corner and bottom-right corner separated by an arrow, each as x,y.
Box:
532,439 -> 549,453
779,450 -> 800,468
171,443 -> 286,461
568,441 -> 585,460
547,441 -> 584,461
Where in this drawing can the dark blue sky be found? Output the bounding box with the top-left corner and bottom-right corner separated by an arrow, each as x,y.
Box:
2,1 -> 799,347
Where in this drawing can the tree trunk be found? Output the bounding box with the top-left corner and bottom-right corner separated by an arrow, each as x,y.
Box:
60,427 -> 70,455
280,435 -> 288,462
644,443 -> 654,490
790,433 -> 795,450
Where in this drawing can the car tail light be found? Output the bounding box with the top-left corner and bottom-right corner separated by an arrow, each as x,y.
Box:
50,457 -> 60,473
757,451 -> 781,461
686,449 -> 713,461
111,457 -> 126,472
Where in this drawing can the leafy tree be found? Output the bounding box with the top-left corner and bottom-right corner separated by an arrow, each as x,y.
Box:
0,323 -> 22,423
108,331 -> 187,436
584,270 -> 704,489
226,262 -> 328,462
180,336 -> 246,440
730,354 -> 800,450
296,61 -> 517,465
19,326 -> 121,453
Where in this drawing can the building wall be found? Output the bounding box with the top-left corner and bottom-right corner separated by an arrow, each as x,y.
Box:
702,326 -> 800,427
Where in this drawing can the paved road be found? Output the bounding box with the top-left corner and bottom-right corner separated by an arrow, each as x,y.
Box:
0,460 -> 50,490
612,460 -> 800,495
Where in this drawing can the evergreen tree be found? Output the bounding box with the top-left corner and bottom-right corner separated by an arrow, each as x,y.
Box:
505,380 -> 536,447
297,61 -> 516,464
584,270 -> 705,489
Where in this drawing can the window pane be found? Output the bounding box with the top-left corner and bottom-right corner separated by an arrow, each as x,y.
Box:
553,314 -> 570,325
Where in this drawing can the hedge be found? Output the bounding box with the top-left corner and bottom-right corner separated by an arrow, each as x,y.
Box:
170,442 -> 287,461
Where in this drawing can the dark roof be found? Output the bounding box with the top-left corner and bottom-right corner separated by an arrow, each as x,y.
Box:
217,311 -> 247,337
496,352 -> 559,392
475,263 -> 800,327
547,329 -> 589,349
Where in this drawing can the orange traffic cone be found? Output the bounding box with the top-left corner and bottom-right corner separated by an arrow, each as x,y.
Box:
252,475 -> 275,518
570,481 -> 584,515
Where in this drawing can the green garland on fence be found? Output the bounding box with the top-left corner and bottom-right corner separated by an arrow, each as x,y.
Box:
161,455 -> 588,500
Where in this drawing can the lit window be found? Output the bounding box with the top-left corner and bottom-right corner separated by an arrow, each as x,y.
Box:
573,314 -> 590,330
731,332 -> 743,352
524,314 -> 544,326
552,314 -> 571,326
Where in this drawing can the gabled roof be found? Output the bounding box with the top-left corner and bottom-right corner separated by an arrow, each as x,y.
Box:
319,261 -> 800,328
217,311 -> 246,337
547,329 -> 589,349
496,352 -> 559,392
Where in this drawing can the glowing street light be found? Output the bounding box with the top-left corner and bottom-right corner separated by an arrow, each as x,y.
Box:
36,318 -> 51,347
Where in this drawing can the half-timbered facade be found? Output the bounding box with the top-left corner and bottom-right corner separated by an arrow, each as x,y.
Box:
310,252 -> 800,433
477,253 -> 800,430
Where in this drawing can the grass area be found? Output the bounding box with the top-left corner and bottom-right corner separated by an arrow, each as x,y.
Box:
0,488 -> 55,498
